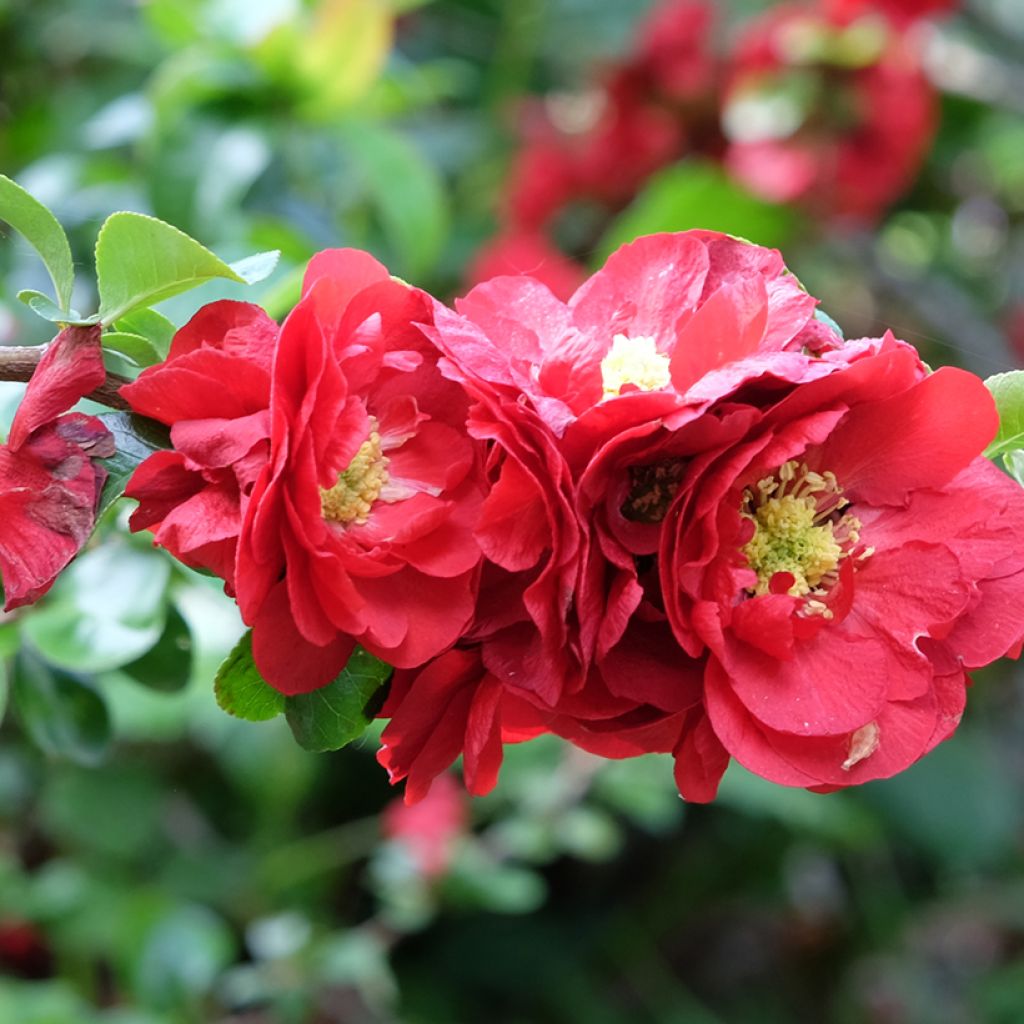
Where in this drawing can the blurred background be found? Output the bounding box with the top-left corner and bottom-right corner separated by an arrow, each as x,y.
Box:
3,0 -> 1024,1020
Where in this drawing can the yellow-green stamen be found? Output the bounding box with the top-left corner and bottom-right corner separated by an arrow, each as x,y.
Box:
320,428 -> 389,525
600,334 -> 671,399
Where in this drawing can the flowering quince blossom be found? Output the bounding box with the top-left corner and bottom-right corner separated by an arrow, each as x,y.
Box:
0,325 -> 114,609
232,250 -> 486,695
121,301 -> 277,589
379,231 -> 848,798
381,772 -> 468,879
722,4 -> 937,223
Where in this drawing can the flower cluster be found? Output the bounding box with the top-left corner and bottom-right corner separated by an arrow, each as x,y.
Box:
120,231 -> 1024,804
473,0 -> 953,294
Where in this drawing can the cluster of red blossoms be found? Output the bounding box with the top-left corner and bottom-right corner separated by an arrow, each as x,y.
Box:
474,0 -> 953,298
107,231 -> 1024,804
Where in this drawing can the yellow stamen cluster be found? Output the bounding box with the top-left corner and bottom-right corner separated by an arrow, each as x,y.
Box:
741,460 -> 864,603
600,334 -> 671,399
320,429 -> 389,525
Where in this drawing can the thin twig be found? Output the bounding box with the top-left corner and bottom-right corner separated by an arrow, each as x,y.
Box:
0,343 -> 133,411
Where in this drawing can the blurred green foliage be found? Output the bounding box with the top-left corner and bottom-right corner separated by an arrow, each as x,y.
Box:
2,0 -> 1024,1021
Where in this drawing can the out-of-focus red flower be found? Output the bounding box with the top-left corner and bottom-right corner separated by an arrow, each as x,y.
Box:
824,0 -> 957,26
381,771 -> 468,877
0,918 -> 52,978
722,5 -> 937,223
660,335 -> 1024,797
235,250 -> 486,695
123,301 -> 277,589
0,325 -> 113,609
467,231 -> 586,302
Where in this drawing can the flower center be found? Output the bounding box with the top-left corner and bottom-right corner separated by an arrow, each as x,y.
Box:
622,459 -> 685,523
741,460 -> 866,604
601,334 -> 671,399
320,428 -> 389,525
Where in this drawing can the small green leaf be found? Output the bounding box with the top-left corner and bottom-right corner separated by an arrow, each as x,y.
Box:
95,412 -> 172,521
230,250 -> 280,284
285,647 -> 391,752
597,160 -> 798,261
1004,450 -> 1024,486
984,371 -> 1024,460
11,651 -> 111,765
0,174 -> 75,312
214,630 -> 285,722
341,120 -> 449,280
122,604 -> 193,693
95,211 -> 248,324
17,289 -> 84,323
115,309 -> 177,359
102,331 -> 162,369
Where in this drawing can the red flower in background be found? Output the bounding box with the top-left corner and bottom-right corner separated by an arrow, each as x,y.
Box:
235,250 -> 486,695
0,325 -> 113,609
661,336 -> 1024,797
722,5 -> 937,222
467,230 -> 586,302
382,771 -> 468,877
824,0 -> 957,26
123,301 -> 277,589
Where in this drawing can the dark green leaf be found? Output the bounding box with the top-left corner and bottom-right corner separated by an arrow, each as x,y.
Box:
95,412 -> 171,521
285,648 -> 391,752
597,160 -> 798,261
122,604 -> 193,693
95,211 -> 249,324
0,174 -> 75,312
213,629 -> 285,722
11,652 -> 111,765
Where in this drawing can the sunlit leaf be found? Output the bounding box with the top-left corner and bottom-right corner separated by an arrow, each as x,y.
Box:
984,371 -> 1024,460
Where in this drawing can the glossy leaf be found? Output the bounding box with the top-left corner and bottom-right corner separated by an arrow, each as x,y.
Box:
285,648 -> 391,752
0,174 -> 75,312
11,652 -> 111,766
115,309 -> 177,359
983,371 -> 1024,459
95,412 -> 172,522
102,331 -> 162,369
16,289 -> 86,324
214,629 -> 285,722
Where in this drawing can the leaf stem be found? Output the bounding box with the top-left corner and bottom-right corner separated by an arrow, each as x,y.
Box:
0,343 -> 132,410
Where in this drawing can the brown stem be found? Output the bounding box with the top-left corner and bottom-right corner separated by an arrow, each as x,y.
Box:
0,343 -> 132,411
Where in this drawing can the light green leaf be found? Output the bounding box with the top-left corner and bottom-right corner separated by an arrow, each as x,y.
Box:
213,629 -> 285,722
22,540 -> 171,674
0,174 -> 75,312
597,160 -> 798,261
16,289 -> 86,324
342,120 -> 449,280
115,309 -> 177,359
11,652 -> 111,766
285,647 -> 391,752
1004,450 -> 1024,487
984,371 -> 1024,460
230,249 -> 280,284
95,412 -> 171,521
95,211 -> 249,324
102,331 -> 162,369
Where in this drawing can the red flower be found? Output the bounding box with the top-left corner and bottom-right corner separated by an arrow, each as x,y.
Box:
824,0 -> 957,26
381,771 -> 468,877
722,5 -> 937,222
467,230 -> 586,302
235,250 -> 485,694
660,335 -> 1024,796
122,301 -> 277,588
0,325 -> 113,609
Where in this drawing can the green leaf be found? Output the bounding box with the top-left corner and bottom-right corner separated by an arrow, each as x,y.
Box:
813,308 -> 844,339
230,249 -> 280,284
95,211 -> 249,324
341,120 -> 449,280
16,289 -> 86,324
10,652 -> 111,766
121,604 -> 193,693
102,331 -> 162,369
1004,449 -> 1024,487
0,174 -> 75,312
213,629 -> 285,722
597,160 -> 798,261
115,309 -> 177,359
285,647 -> 391,752
95,412 -> 171,521
984,371 -> 1024,460
21,540 -> 171,674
